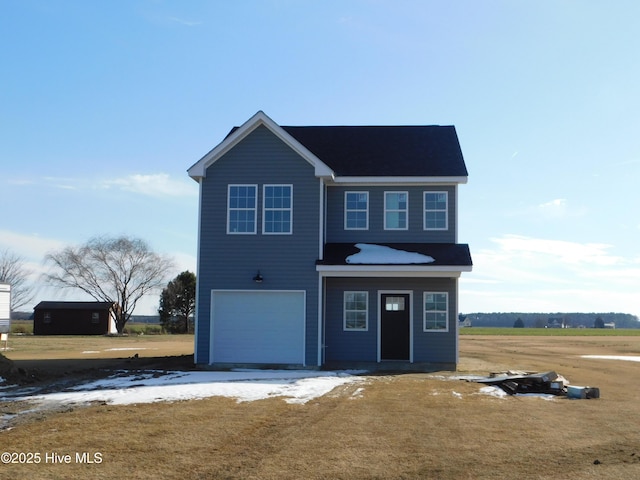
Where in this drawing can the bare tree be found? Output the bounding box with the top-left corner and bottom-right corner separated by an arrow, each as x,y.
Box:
43,236 -> 175,334
0,248 -> 34,311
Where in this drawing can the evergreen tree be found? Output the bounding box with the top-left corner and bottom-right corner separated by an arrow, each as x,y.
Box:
159,271 -> 196,333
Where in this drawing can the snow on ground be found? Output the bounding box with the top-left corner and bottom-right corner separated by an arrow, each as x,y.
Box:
15,370 -> 366,406
1,367 -> 582,418
346,244 -> 435,264
82,348 -> 157,354
581,355 -> 640,362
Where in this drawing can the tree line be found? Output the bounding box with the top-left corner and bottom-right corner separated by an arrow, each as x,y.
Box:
462,312 -> 640,329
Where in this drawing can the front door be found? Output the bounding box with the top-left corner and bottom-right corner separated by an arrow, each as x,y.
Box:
380,293 -> 410,360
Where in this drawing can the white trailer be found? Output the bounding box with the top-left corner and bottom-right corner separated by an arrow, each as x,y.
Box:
0,283 -> 10,334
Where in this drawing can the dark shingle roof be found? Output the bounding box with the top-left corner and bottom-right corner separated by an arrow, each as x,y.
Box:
318,243 -> 472,266
227,124 -> 468,177
34,301 -> 115,311
281,125 -> 467,177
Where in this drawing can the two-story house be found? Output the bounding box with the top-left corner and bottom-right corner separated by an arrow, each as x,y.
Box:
188,111 -> 472,371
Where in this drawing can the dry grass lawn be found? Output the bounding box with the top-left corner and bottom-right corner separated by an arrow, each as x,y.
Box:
1,334 -> 639,479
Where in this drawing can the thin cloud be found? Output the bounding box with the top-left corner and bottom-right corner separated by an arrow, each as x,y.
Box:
536,198 -> 587,219
167,16 -> 202,27
539,198 -> 566,208
42,176 -> 81,190
101,173 -> 197,198
461,234 -> 640,316
491,234 -> 620,266
0,230 -> 66,260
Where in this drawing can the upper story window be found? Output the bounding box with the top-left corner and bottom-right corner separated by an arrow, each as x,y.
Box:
263,185 -> 293,234
424,191 -> 448,230
227,185 -> 257,234
424,292 -> 448,331
384,191 -> 408,230
344,191 -> 369,230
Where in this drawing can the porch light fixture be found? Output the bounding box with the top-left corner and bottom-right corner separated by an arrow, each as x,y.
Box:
253,270 -> 263,283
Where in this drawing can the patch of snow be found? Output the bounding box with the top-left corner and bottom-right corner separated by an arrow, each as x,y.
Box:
581,355 -> 640,362
452,391 -> 463,399
104,348 -> 154,352
346,244 -> 435,264
17,370 -> 365,406
82,351 -> 100,354
478,386 -> 508,398
476,386 -> 556,400
518,393 -> 557,401
350,387 -> 365,399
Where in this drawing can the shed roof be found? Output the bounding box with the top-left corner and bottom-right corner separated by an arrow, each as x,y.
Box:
34,301 -> 116,311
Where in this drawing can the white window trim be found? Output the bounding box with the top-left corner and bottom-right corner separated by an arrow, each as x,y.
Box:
343,291 -> 368,331
344,191 -> 369,230
384,191 -> 409,230
227,184 -> 257,234
423,191 -> 448,231
262,184 -> 293,235
423,291 -> 449,332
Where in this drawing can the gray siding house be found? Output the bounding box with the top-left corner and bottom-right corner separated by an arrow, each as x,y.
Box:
188,111 -> 472,371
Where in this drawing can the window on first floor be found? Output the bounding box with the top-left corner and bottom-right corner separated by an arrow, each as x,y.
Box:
344,291 -> 368,331
43,312 -> 51,324
424,191 -> 448,230
345,191 -> 369,230
228,184 -> 257,234
263,185 -> 293,234
91,312 -> 100,324
424,292 -> 448,331
384,191 -> 408,230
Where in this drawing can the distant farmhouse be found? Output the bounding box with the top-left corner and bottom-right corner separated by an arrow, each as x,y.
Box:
33,301 -> 118,335
547,317 -> 566,328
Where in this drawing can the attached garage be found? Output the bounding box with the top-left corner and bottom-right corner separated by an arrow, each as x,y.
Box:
210,290 -> 306,365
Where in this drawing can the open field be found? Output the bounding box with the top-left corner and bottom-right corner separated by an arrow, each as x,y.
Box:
460,327 -> 640,336
1,334 -> 639,479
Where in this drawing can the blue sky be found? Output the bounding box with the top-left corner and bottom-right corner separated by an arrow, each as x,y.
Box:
1,0 -> 639,317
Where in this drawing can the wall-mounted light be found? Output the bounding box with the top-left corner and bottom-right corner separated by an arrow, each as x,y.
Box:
253,270 -> 263,283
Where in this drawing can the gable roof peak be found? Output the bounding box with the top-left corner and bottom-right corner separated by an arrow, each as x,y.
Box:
187,110 -> 334,181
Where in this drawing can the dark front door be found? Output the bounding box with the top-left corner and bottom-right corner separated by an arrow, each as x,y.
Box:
381,294 -> 410,360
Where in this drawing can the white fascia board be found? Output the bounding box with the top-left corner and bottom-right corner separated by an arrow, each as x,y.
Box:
329,176 -> 468,185
317,265 -> 471,277
187,111 -> 334,181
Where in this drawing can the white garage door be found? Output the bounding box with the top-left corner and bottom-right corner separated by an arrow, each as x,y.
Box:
210,290 -> 305,364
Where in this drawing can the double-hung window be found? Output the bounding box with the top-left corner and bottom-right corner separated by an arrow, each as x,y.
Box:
384,191 -> 408,230
263,185 -> 293,234
344,291 -> 368,331
345,191 -> 369,230
424,292 -> 448,331
228,185 -> 257,234
424,191 -> 448,230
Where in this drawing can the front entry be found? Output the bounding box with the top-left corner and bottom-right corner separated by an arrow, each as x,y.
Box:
380,293 -> 410,360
